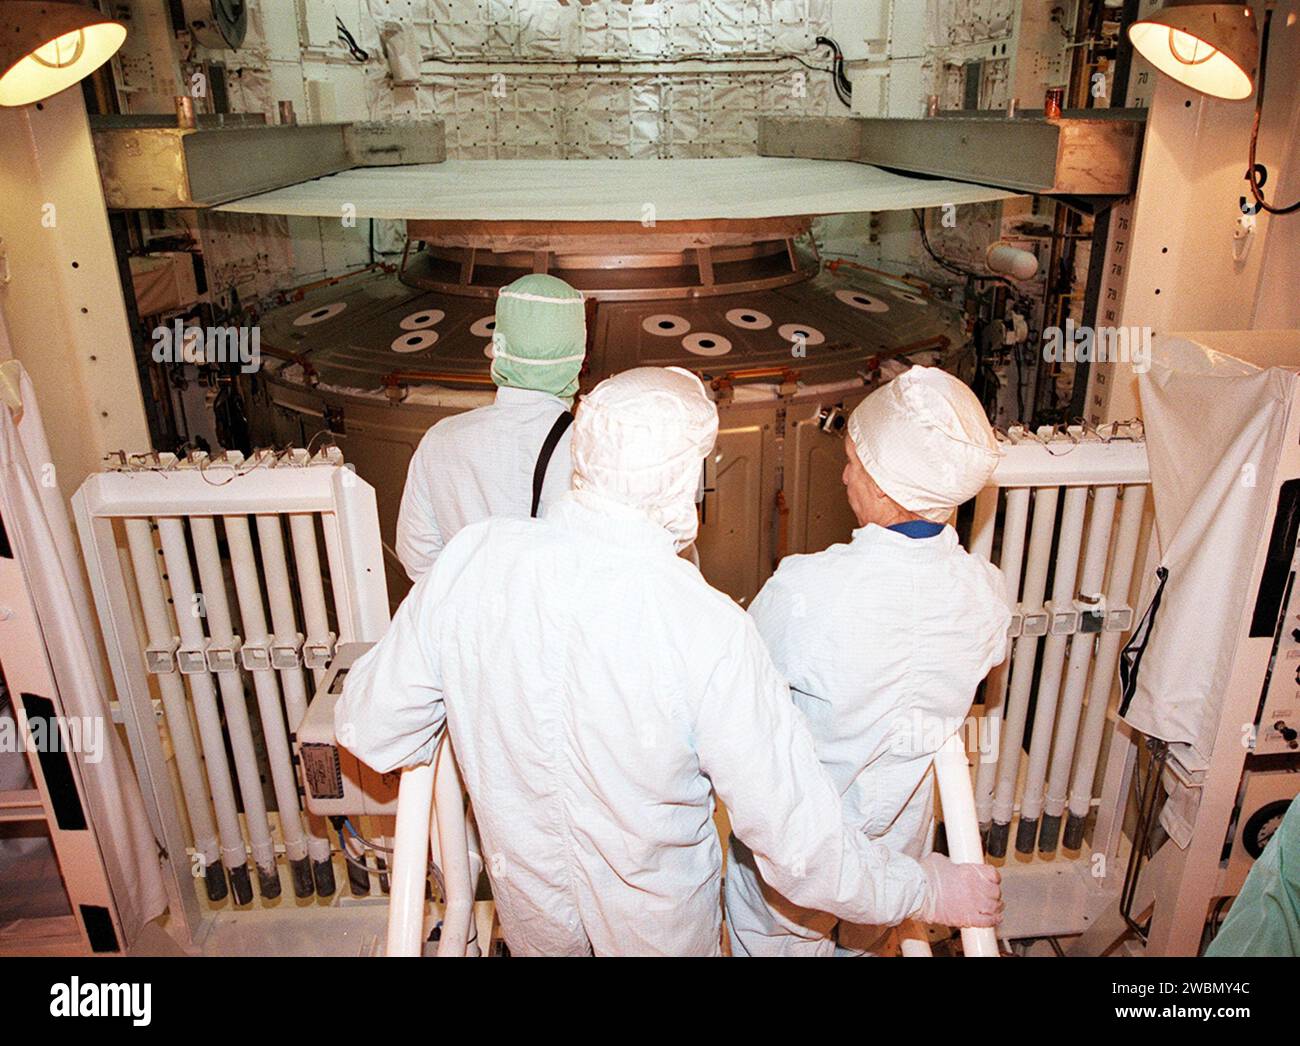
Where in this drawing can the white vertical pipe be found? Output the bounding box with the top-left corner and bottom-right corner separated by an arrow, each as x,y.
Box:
386,762 -> 436,957
156,517 -> 250,889
968,485 -> 998,561
1014,485 -> 1089,845
254,515 -> 309,726
975,486 -> 1030,824
189,516 -> 278,887
223,515 -> 310,867
898,920 -> 933,956
255,513 -> 333,868
934,735 -> 999,957
289,512 -> 331,689
989,486 -> 1059,844
434,739 -> 475,957
1066,485 -> 1148,831
317,511 -> 354,648
1041,485 -> 1119,840
123,519 -> 220,871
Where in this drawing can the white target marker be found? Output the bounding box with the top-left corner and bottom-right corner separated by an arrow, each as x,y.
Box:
682,333 -> 733,357
470,315 -> 497,338
725,308 -> 773,330
778,323 -> 825,347
834,289 -> 890,313
293,302 -> 347,326
399,309 -> 445,331
891,289 -> 927,305
391,330 -> 438,353
642,314 -> 691,337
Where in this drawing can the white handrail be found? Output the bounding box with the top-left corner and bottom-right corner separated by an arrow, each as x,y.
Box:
934,734 -> 1000,957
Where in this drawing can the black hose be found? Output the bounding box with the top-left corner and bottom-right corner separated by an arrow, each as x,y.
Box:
815,36 -> 853,108
1248,8 -> 1299,215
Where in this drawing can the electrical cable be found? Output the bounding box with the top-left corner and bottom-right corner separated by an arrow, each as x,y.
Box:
336,823 -> 386,876
814,36 -> 853,108
912,209 -> 1017,289
1247,8 -> 1299,215
337,17 -> 370,63
343,817 -> 394,854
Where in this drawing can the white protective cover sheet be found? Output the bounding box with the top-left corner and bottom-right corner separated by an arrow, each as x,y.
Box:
215,157 -> 1019,221
0,362 -> 168,943
1122,334 -> 1297,773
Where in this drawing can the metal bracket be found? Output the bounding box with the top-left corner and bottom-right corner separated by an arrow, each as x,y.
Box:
1105,604 -> 1134,632
205,636 -> 242,673
1021,606 -> 1050,638
1075,594 -> 1106,634
303,632 -> 337,671
144,637 -> 180,675
240,636 -> 272,672
177,644 -> 209,675
1045,600 -> 1080,636
271,633 -> 304,670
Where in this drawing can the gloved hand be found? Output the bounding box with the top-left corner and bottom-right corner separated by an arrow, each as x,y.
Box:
919,853 -> 1003,928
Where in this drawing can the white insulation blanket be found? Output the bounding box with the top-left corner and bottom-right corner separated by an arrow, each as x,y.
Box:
215,157 -> 1019,221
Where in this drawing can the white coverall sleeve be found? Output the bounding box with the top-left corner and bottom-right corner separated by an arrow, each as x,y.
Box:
746,568 -> 795,670
335,568 -> 447,773
395,432 -> 445,582
693,618 -> 932,928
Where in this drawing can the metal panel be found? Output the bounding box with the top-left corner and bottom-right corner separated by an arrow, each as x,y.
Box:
782,395 -> 866,556
697,404 -> 776,606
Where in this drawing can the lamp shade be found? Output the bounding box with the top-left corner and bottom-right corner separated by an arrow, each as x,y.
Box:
1128,1 -> 1258,100
0,2 -> 127,107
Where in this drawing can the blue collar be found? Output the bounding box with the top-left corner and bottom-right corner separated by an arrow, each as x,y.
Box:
887,520 -> 945,539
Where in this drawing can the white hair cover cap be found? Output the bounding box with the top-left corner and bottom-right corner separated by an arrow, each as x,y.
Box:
847,366 -> 1001,523
571,366 -> 719,549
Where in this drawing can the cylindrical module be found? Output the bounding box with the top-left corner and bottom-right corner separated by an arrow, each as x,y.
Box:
223,514 -> 316,897
987,485 -> 1059,856
190,515 -> 282,899
1015,485 -> 1089,852
1040,485 -> 1119,852
975,486 -> 1030,827
255,512 -> 337,894
124,518 -> 228,903
1065,485 -> 1149,848
156,517 -> 253,904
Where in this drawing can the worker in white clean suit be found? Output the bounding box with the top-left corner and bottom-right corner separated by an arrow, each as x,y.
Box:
726,365 -> 1011,956
337,366 -> 1001,956
395,273 -> 586,580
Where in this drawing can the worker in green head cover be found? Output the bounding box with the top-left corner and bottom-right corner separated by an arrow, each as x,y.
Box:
396,273 -> 586,580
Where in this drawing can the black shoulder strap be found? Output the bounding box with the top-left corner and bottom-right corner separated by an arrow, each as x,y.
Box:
531,411 -> 574,519
1118,565 -> 1169,718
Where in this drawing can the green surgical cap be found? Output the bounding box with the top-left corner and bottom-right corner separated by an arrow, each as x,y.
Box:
490,274 -> 587,400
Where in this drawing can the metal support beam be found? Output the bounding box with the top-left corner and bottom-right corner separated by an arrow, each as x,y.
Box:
759,111 -> 1145,197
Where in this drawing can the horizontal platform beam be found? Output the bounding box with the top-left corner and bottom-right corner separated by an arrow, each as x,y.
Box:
92,119 -> 446,209
759,111 -> 1145,197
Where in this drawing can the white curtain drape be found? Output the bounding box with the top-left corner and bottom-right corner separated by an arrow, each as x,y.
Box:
0,361 -> 167,944
1123,337 -> 1293,767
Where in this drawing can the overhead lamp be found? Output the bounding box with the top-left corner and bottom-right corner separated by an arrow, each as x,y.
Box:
1130,2 -> 1297,216
1127,1 -> 1258,100
0,1 -> 127,108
